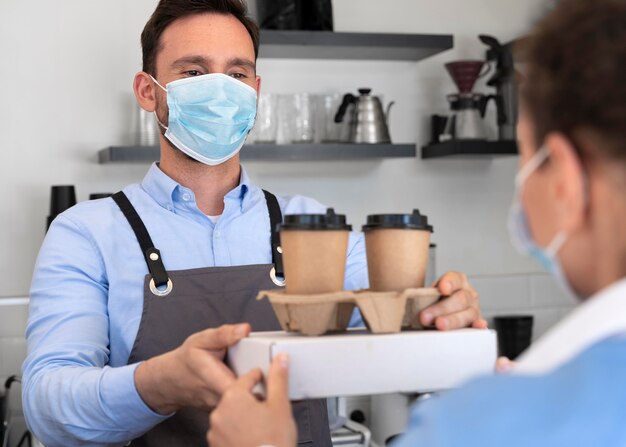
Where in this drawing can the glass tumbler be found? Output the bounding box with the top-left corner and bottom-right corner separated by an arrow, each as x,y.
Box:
291,93 -> 316,143
250,93 -> 279,143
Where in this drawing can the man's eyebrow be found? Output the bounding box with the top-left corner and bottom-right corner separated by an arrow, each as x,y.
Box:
170,55 -> 256,72
227,57 -> 256,71
170,55 -> 210,69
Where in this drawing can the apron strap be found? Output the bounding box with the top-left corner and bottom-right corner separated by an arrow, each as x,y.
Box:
262,190 -> 284,278
112,191 -> 170,289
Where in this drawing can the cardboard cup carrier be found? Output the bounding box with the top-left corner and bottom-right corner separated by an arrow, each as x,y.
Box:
258,288 -> 440,336
259,209 -> 441,336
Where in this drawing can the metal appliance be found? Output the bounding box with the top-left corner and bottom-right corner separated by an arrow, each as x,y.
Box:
330,248 -> 438,447
334,89 -> 395,144
440,60 -> 490,141
433,35 -> 519,144
480,34 -> 518,141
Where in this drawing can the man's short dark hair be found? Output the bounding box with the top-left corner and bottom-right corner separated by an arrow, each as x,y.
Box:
141,0 -> 260,76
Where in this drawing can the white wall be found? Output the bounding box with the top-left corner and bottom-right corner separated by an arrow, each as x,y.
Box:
0,0 -> 550,295
0,0 -> 575,379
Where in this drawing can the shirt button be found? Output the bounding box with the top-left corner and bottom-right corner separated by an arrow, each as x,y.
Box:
182,193 -> 191,201
214,230 -> 221,238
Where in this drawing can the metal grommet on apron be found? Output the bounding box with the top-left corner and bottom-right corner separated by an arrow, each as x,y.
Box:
112,190 -> 331,447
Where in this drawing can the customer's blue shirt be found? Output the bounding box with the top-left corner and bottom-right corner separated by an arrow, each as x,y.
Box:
22,163 -> 368,446
392,335 -> 626,447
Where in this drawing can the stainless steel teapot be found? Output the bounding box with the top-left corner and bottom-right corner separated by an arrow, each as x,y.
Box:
334,88 -> 394,144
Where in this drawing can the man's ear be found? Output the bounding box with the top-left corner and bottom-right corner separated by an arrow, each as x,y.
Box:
133,72 -> 158,112
545,132 -> 586,233
255,75 -> 261,95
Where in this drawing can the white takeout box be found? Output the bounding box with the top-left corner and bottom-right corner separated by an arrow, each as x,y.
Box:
227,328 -> 497,400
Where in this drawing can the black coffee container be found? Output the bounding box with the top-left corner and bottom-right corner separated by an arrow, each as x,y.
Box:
257,0 -> 333,31
494,315 -> 534,360
47,185 -> 77,230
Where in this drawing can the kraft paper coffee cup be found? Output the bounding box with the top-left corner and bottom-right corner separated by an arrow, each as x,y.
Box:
362,210 -> 433,292
280,208 -> 352,294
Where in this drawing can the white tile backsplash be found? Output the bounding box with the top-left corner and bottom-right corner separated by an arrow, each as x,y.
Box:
0,302 -> 29,338
469,275 -> 531,311
1,337 -> 27,378
475,273 -> 576,342
0,298 -> 29,386
530,274 -> 578,309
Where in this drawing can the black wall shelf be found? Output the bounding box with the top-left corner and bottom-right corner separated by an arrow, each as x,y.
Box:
421,140 -> 518,159
258,30 -> 453,61
98,143 -> 416,163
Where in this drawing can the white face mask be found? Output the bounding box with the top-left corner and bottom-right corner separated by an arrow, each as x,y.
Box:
151,73 -> 257,166
507,146 -> 581,299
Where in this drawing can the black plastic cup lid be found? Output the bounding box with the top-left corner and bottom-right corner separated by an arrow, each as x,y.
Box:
362,209 -> 433,232
280,208 -> 352,231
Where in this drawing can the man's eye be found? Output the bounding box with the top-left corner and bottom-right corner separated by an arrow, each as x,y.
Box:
185,70 -> 201,77
230,73 -> 246,79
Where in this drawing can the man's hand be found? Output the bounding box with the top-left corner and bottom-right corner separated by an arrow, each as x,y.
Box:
134,323 -> 251,414
208,353 -> 297,447
421,271 -> 487,330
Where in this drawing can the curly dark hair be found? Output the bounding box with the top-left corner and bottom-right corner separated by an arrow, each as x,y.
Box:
141,0 -> 259,76
518,0 -> 626,160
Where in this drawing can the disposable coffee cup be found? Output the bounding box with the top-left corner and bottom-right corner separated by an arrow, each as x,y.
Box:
362,209 -> 433,292
280,208 -> 352,294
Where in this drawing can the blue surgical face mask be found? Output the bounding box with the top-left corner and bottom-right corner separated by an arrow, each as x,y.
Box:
507,146 -> 581,298
151,73 -> 257,166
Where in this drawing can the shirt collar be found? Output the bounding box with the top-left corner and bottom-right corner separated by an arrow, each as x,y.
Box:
515,277 -> 626,375
141,162 -> 178,211
224,165 -> 252,213
140,162 -> 253,213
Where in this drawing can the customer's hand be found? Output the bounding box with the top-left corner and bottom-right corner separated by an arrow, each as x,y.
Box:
421,271 -> 487,330
134,323 -> 251,414
496,356 -> 516,373
208,353 -> 297,447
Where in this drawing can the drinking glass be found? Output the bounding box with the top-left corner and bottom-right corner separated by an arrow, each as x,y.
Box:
250,93 -> 279,143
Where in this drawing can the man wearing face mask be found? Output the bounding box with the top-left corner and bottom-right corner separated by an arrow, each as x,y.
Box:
21,1 -> 485,446
207,0 -> 626,446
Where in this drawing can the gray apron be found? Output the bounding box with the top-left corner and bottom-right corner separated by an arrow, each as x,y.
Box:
112,191 -> 331,447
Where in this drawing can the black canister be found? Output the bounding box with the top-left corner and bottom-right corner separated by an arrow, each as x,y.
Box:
494,315 -> 534,360
47,185 -> 77,230
89,193 -> 113,200
257,0 -> 333,31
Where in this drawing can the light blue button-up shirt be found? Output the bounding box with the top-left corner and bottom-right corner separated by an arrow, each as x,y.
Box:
392,335 -> 626,447
23,163 -> 368,446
